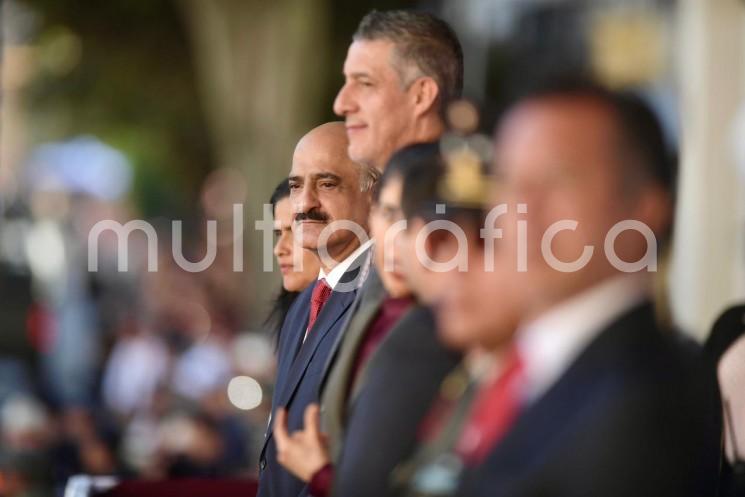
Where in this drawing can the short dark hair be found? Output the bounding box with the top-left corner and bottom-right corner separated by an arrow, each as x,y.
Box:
391,143 -> 445,221
373,141 -> 437,203
502,76 -> 676,197
354,9 -> 464,110
398,143 -> 485,239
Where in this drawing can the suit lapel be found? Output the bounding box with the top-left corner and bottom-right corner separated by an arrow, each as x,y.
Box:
261,246 -> 372,459
320,270 -> 386,392
348,304 -> 427,403
468,303 -> 655,482
320,274 -> 387,458
276,288 -> 358,408
318,250 -> 375,387
261,288 -> 314,458
335,282 -> 387,393
261,289 -> 358,459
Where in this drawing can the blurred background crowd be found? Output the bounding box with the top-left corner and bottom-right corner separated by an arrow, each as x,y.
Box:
0,0 -> 743,496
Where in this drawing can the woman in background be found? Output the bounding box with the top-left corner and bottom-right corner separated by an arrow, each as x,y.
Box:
266,179 -> 320,339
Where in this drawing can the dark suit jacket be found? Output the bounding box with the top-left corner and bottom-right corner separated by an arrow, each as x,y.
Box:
331,305 -> 461,497
320,269 -> 388,461
257,247 -> 370,497
455,302 -> 720,497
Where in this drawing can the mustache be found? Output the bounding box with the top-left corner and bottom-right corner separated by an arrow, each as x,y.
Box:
294,208 -> 329,223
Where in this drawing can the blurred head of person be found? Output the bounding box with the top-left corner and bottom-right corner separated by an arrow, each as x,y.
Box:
494,78 -> 676,316
368,149 -> 426,299
394,139 -> 525,351
271,179 -> 320,292
395,143 -> 455,306
433,189 -> 526,353
289,122 -> 379,272
333,10 -> 463,170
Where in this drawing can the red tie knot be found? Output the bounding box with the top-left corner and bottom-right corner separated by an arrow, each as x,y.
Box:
307,278 -> 333,334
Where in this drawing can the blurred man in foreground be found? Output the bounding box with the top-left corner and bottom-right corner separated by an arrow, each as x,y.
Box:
257,122 -> 378,497
391,134 -> 526,497
446,81 -> 719,497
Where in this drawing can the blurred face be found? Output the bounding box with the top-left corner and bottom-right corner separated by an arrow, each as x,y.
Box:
370,175 -> 411,298
397,216 -> 457,305
273,197 -> 320,292
434,224 -> 523,351
495,98 -> 651,309
289,124 -> 372,264
334,39 -> 418,170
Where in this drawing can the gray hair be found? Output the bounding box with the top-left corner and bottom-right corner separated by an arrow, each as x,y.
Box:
359,163 -> 381,192
353,10 -> 464,111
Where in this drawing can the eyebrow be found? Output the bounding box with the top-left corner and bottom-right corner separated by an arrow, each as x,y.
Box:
348,71 -> 374,81
312,173 -> 342,182
288,173 -> 342,184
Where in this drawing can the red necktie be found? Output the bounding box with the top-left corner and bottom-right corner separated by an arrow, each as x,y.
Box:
456,348 -> 524,465
306,278 -> 332,338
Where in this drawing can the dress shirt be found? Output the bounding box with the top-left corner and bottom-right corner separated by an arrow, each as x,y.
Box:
517,273 -> 650,403
318,239 -> 374,289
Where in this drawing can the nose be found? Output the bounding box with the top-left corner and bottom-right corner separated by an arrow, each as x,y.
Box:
333,82 -> 355,117
293,183 -> 320,217
274,230 -> 291,258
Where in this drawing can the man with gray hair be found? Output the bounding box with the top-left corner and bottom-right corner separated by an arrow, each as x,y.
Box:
257,122 -> 378,497
334,9 -> 463,171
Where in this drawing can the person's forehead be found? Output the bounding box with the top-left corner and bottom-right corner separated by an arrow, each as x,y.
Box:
495,99 -> 617,172
502,98 -> 615,140
291,145 -> 356,179
344,39 -> 398,76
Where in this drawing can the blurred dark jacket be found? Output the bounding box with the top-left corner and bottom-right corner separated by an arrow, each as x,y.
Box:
453,302 -> 720,497
331,303 -> 460,497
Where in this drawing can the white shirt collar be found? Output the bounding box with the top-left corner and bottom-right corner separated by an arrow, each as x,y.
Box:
318,239 -> 374,289
517,273 -> 650,403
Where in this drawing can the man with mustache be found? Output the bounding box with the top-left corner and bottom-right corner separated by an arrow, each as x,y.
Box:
257,122 -> 379,497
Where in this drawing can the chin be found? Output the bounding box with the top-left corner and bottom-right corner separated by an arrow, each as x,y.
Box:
348,143 -> 372,165
296,228 -> 321,250
285,282 -> 305,293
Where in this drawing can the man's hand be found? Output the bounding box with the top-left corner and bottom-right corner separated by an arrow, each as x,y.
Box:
274,403 -> 331,482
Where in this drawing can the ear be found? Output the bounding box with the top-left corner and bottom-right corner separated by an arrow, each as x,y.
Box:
409,76 -> 440,118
